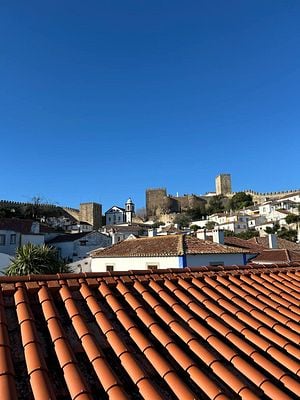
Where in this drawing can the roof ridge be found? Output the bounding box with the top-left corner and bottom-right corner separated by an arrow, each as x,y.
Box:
285,249 -> 291,263
178,234 -> 184,255
1,264 -> 300,283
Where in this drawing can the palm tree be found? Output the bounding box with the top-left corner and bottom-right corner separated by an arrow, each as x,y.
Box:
6,243 -> 70,276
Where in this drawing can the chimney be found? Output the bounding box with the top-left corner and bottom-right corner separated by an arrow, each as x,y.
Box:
30,222 -> 40,234
212,228 -> 224,245
197,229 -> 207,240
268,234 -> 278,249
148,228 -> 157,237
109,229 -> 118,245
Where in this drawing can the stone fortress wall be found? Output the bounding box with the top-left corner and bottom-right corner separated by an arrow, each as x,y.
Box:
0,200 -> 102,229
146,176 -> 300,218
146,188 -> 206,218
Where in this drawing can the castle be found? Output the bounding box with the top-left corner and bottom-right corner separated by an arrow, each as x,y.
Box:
146,174 -> 300,218
146,188 -> 207,218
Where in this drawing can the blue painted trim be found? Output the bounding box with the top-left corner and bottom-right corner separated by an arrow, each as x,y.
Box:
179,255 -> 187,268
243,253 -> 247,265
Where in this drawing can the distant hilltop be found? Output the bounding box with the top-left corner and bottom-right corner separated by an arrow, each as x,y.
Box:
0,200 -> 102,230
145,174 -> 300,218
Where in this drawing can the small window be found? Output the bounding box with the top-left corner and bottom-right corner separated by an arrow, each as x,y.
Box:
209,262 -> 224,266
10,234 -> 16,244
147,265 -> 158,270
0,235 -> 6,245
106,265 -> 114,272
79,240 -> 87,246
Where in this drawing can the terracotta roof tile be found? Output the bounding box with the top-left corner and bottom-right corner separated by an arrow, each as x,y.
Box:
0,264 -> 299,399
249,236 -> 300,251
91,234 -> 252,258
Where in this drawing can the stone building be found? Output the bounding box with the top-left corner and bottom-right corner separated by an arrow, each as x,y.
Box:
146,188 -> 206,218
215,174 -> 232,195
79,202 -> 102,230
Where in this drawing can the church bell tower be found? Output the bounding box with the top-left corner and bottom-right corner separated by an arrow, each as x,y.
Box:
125,198 -> 135,225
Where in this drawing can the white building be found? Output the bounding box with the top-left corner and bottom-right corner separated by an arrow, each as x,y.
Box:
47,231 -> 111,262
0,218 -> 58,256
105,198 -> 135,226
90,234 -> 256,272
198,213 -> 251,234
66,221 -> 93,233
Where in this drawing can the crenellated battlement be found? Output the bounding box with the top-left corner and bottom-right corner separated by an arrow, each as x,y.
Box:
242,189 -> 300,196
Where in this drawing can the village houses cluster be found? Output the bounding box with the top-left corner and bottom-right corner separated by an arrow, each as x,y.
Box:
0,174 -> 299,273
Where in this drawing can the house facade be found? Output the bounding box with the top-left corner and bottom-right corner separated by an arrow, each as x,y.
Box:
90,234 -> 256,272
47,231 -> 112,262
0,218 -> 57,256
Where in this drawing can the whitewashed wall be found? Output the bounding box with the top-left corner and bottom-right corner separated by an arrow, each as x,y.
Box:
91,256 -> 180,272
21,234 -> 44,246
186,253 -> 250,266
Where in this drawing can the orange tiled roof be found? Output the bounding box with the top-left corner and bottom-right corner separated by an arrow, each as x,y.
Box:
0,264 -> 300,399
250,249 -> 300,264
91,234 -> 252,257
224,236 -> 265,252
248,237 -> 300,251
0,217 -> 57,234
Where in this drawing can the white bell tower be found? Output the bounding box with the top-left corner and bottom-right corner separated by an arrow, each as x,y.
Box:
125,198 -> 135,225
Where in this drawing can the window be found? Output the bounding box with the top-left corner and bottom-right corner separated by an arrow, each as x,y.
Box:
209,261 -> 224,266
10,234 -> 16,244
147,264 -> 158,270
79,240 -> 87,246
0,235 -> 5,245
106,265 -> 114,272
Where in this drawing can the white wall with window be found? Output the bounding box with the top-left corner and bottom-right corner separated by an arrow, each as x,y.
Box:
91,256 -> 180,272
0,230 -> 22,256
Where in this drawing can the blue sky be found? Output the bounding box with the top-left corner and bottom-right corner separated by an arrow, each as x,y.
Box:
1,1 -> 299,211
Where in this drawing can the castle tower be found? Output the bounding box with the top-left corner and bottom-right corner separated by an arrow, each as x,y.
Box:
146,188 -> 167,217
125,198 -> 135,225
215,174 -> 232,195
79,202 -> 102,230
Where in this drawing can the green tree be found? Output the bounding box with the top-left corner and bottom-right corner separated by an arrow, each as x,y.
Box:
265,223 -> 280,234
185,205 -> 207,220
207,195 -> 225,215
206,221 -> 216,229
6,243 -> 70,276
286,213 -> 300,225
224,229 -> 259,240
228,192 -> 253,211
277,228 -> 297,242
173,213 -> 191,228
190,224 -> 200,232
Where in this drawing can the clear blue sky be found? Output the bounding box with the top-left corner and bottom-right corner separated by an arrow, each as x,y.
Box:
1,1 -> 299,211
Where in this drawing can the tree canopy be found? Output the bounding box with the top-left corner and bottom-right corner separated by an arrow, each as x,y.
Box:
286,213 -> 300,225
207,195 -> 225,215
6,243 -> 70,276
228,192 -> 253,211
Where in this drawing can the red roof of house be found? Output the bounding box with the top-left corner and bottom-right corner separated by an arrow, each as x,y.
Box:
224,236 -> 265,252
91,234 -> 252,258
0,264 -> 300,399
248,236 -> 300,251
250,249 -> 300,265
0,218 -> 57,234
